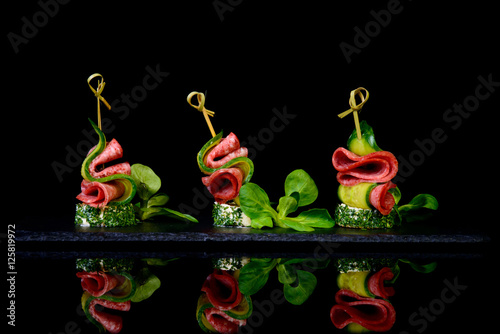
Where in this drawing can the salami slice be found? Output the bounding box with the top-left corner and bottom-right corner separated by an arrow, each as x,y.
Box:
204,307 -> 247,333
76,180 -> 125,208
332,148 -> 398,186
89,299 -> 131,334
88,139 -> 131,179
201,269 -> 243,311
369,181 -> 397,215
205,133 -> 248,169
368,267 -> 395,299
76,271 -> 120,297
330,289 -> 396,332
202,168 -> 244,204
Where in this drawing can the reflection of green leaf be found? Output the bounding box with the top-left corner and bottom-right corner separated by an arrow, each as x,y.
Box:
399,259 -> 437,273
238,259 -> 278,295
277,264 -> 297,285
283,270 -> 317,305
144,258 -> 178,266
131,268 -> 161,302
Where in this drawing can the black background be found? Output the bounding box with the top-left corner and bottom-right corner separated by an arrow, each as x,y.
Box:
4,1 -> 498,333
6,1 -> 498,229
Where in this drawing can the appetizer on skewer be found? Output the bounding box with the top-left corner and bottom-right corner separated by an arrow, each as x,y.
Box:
75,74 -> 137,227
332,88 -> 437,228
189,91 -> 254,227
76,74 -> 197,226
332,120 -> 401,228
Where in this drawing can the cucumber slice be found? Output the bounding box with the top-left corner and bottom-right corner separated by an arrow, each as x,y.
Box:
80,119 -> 137,206
197,131 -> 223,175
346,323 -> 371,333
346,120 -> 382,156
197,131 -> 254,183
336,272 -> 375,298
100,272 -> 136,302
338,183 -> 377,210
196,295 -> 217,333
225,294 -> 252,320
81,292 -> 105,332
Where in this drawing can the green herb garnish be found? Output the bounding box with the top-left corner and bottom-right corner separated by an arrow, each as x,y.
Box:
239,169 -> 334,232
131,164 -> 198,223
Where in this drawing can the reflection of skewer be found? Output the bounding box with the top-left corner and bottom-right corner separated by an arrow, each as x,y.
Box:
187,91 -> 216,137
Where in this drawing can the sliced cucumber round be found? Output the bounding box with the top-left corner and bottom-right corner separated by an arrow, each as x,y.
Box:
338,183 -> 377,210
225,294 -> 252,320
336,271 -> 375,298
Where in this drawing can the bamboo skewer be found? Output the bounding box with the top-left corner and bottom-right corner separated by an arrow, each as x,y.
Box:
187,91 -> 216,137
337,87 -> 369,140
87,73 -> 111,130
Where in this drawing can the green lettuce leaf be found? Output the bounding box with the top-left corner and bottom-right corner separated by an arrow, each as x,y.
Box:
131,164 -> 161,201
131,163 -> 198,223
398,194 -> 438,222
239,183 -> 278,221
284,169 -> 318,207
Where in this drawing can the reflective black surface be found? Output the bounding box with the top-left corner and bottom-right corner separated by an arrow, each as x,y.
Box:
13,252 -> 493,333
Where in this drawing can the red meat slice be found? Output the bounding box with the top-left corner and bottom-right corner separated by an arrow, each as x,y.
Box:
88,139 -> 131,179
76,180 -> 125,208
202,168 -> 244,204
369,181 -> 397,215
201,269 -> 243,311
332,148 -> 398,186
330,289 -> 396,332
89,299 -> 131,334
76,271 -> 120,297
368,267 -> 395,299
204,307 -> 247,333
206,133 -> 248,169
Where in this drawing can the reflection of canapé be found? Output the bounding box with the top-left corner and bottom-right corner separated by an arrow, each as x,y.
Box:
196,258 -> 252,333
75,258 -> 164,333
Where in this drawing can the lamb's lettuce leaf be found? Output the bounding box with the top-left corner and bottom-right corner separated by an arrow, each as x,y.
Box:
397,194 -> 438,222
239,169 -> 334,232
131,164 -> 198,223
